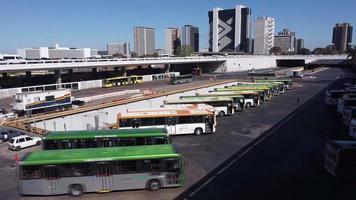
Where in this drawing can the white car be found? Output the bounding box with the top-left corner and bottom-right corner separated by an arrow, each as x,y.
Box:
8,135 -> 41,151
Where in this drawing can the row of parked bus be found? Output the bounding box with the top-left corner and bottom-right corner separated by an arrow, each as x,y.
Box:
18,78 -> 294,197
324,84 -> 356,181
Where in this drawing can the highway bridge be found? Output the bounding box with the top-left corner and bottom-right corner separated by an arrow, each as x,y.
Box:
0,55 -> 348,73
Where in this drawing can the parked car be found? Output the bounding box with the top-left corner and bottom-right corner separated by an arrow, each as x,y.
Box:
0,130 -> 25,143
8,135 -> 41,151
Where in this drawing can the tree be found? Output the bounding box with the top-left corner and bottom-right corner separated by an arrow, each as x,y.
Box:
312,47 -> 326,55
175,45 -> 195,57
270,47 -> 282,55
298,48 -> 311,55
130,52 -> 138,58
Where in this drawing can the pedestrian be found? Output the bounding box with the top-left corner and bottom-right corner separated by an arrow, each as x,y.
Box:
296,97 -> 300,104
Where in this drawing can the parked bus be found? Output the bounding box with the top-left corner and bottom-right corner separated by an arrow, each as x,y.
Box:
255,79 -> 293,90
182,93 -> 245,111
18,144 -> 184,196
13,89 -> 72,116
324,140 -> 356,180
212,90 -> 260,108
248,70 -> 276,80
215,87 -> 267,102
342,106 -> 356,126
325,89 -> 356,105
42,128 -> 170,150
337,95 -> 356,114
239,82 -> 285,94
349,119 -> 356,139
166,96 -> 234,117
227,84 -> 276,98
170,74 -> 193,85
102,75 -> 143,88
117,107 -> 216,135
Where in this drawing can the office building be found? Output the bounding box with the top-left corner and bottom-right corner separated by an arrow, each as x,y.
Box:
17,44 -> 98,59
134,27 -> 155,56
274,29 -> 296,53
254,17 -> 275,54
296,39 -> 304,53
208,5 -> 252,52
107,42 -> 130,57
165,28 -> 181,55
182,25 -> 199,52
332,23 -> 353,53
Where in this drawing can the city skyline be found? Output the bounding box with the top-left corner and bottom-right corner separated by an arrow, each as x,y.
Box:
0,0 -> 355,53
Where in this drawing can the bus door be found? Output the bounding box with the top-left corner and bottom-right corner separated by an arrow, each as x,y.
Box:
96,162 -> 114,192
43,165 -> 63,195
253,94 -> 260,106
166,117 -> 176,135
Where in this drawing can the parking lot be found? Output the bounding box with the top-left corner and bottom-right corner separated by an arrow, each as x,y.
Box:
0,67 -> 347,200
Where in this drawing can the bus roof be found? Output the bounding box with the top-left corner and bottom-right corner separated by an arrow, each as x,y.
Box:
104,76 -> 128,81
43,128 -> 168,140
212,90 -> 259,94
119,108 -> 213,119
168,96 -> 233,103
215,88 -> 266,92
21,144 -> 179,166
328,140 -> 356,150
182,94 -> 244,98
255,79 -> 292,82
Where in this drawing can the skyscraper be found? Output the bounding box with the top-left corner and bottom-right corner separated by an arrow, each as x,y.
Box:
254,17 -> 275,55
165,28 -> 181,55
208,5 -> 252,53
134,27 -> 155,57
181,25 -> 199,52
107,42 -> 130,57
332,23 -> 353,53
274,29 -> 296,53
296,39 -> 304,53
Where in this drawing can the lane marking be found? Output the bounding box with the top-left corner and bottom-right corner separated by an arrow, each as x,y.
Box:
217,158 -> 238,175
238,146 -> 254,158
189,175 -> 216,197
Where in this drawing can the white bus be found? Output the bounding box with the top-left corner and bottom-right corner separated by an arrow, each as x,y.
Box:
324,140 -> 356,180
165,96 -> 234,117
349,119 -> 356,139
337,94 -> 356,114
212,90 -> 260,108
13,89 -> 72,116
325,89 -> 356,105
342,106 -> 356,126
117,107 -> 216,135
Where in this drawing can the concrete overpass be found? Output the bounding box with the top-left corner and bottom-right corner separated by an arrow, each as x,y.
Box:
0,55 -> 348,73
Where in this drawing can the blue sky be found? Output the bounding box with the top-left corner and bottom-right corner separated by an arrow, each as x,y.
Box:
0,0 -> 355,53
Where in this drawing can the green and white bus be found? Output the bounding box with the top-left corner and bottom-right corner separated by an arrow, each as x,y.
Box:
255,79 -> 293,90
19,144 -> 184,196
179,94 -> 245,111
224,85 -> 273,101
241,82 -> 285,94
166,96 -> 234,117
42,128 -> 170,150
170,74 -> 193,85
212,90 -> 260,108
117,107 -> 216,135
225,84 -> 281,96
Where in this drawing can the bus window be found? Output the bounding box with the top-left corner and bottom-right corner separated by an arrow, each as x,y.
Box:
43,165 -> 60,180
21,166 -> 42,179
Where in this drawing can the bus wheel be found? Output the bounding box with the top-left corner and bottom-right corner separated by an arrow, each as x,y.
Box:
194,128 -> 203,136
148,180 -> 161,191
69,184 -> 84,197
218,111 -> 225,117
245,102 -> 252,108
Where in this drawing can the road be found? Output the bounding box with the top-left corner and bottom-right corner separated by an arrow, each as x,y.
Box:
176,69 -> 356,200
0,67 -> 348,200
